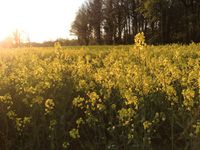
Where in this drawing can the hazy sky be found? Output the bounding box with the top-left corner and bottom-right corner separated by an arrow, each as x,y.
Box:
0,0 -> 86,42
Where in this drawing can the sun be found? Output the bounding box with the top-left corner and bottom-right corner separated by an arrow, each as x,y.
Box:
0,0 -> 21,41
0,0 -> 86,43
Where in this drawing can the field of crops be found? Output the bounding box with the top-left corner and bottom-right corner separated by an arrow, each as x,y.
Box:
0,40 -> 200,149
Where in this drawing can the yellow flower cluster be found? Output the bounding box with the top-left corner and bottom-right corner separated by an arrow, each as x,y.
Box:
134,32 -> 146,48
45,99 -> 55,114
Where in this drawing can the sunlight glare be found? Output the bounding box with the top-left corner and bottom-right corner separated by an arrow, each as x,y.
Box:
0,0 -> 85,42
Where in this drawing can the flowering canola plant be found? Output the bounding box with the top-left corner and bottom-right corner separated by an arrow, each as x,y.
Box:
0,37 -> 200,150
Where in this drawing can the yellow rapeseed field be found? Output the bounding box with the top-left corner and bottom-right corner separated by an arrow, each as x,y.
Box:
0,35 -> 200,149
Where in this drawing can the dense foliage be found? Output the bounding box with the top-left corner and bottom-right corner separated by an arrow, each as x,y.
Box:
71,0 -> 200,45
0,39 -> 200,149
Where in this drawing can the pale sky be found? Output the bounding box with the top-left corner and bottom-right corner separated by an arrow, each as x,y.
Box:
0,0 -> 85,42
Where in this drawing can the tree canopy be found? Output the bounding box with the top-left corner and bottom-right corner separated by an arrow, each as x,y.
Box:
71,0 -> 200,45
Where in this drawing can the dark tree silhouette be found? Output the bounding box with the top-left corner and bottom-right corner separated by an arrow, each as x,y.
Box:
71,0 -> 200,45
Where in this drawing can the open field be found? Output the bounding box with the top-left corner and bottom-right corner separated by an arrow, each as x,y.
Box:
0,44 -> 200,150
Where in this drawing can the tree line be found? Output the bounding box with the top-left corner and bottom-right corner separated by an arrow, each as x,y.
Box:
0,31 -> 79,48
71,0 -> 200,45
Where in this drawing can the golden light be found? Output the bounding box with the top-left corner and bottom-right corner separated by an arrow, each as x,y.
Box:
0,0 -> 85,42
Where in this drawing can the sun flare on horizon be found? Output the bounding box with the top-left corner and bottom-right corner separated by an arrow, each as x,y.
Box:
0,0 -> 85,43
